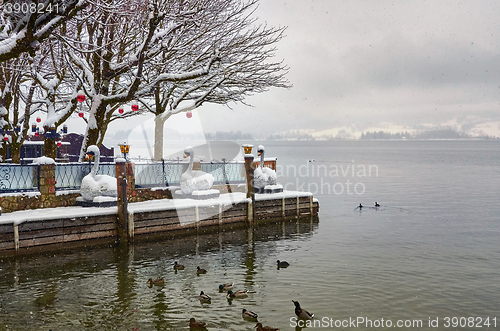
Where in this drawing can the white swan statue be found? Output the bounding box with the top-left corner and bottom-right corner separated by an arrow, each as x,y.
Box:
180,146 -> 215,194
254,145 -> 277,190
80,145 -> 117,201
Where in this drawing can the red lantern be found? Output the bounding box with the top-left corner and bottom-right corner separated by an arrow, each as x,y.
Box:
57,142 -> 62,147
35,132 -> 39,137
77,94 -> 85,102
36,117 -> 41,123
131,104 -> 139,111
3,136 -> 8,141
119,108 -> 124,114
78,112 -> 84,118
186,112 -> 192,118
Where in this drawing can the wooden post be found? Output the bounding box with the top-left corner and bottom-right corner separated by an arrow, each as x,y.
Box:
13,224 -> 19,254
282,197 -> 286,218
296,196 -> 300,216
310,196 -> 314,215
243,145 -> 255,224
116,159 -> 129,244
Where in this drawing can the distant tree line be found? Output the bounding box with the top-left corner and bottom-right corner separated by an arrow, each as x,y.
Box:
361,129 -> 496,140
205,131 -> 253,141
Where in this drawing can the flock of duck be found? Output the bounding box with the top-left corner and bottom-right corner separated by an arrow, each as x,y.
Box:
147,260 -> 314,330
358,202 -> 381,209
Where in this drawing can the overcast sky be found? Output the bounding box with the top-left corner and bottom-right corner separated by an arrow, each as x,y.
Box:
194,0 -> 500,137
104,0 -> 500,154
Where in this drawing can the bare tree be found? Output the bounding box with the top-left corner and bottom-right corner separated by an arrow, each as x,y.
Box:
58,0 -> 289,161
58,0 -> 223,160
147,0 -> 290,160
0,54 -> 40,163
0,0 -> 87,62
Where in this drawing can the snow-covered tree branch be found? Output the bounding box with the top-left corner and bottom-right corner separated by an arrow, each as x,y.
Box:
0,0 -> 87,62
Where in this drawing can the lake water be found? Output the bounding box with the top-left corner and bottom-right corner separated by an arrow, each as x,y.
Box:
1,140 -> 499,330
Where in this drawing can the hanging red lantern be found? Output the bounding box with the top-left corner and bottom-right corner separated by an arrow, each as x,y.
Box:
131,104 -> 139,111
35,132 -> 39,137
36,117 -> 41,123
186,112 -> 192,118
57,142 -> 62,147
119,108 -> 124,114
77,94 -> 86,102
3,136 -> 8,141
78,112 -> 84,118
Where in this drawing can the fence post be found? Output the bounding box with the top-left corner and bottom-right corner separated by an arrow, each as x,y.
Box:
38,163 -> 56,208
116,159 -> 129,244
243,145 -> 255,224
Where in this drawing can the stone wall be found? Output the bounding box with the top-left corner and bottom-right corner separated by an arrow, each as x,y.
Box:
0,164 -> 81,213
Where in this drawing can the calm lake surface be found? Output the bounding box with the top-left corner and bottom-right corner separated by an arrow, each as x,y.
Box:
1,140 -> 499,330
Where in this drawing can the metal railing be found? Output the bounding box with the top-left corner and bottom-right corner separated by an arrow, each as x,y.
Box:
0,164 -> 39,193
0,160 -> 246,193
200,161 -> 246,185
134,160 -> 246,187
55,162 -> 116,190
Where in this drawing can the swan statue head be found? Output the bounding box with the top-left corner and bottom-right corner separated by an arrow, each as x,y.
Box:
257,145 -> 265,168
180,146 -> 214,194
80,145 -> 117,201
85,145 -> 101,176
183,146 -> 195,170
253,145 -> 277,189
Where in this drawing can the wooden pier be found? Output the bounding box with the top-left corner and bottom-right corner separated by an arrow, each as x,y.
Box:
0,192 -> 319,256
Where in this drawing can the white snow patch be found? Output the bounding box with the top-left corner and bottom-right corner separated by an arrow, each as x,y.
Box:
191,189 -> 220,196
31,156 -> 56,165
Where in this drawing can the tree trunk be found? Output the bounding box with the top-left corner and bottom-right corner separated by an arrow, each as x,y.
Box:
10,142 -> 21,163
154,114 -> 166,161
43,136 -> 57,160
0,142 -> 6,163
79,101 -> 106,161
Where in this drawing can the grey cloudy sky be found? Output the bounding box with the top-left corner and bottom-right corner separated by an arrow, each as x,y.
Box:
196,0 -> 500,137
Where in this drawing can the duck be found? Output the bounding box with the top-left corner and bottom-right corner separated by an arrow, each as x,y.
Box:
198,291 -> 211,302
227,289 -> 248,298
254,322 -> 280,331
242,308 -> 258,321
253,145 -> 277,190
189,317 -> 207,329
292,300 -> 314,320
277,260 -> 290,268
180,147 -> 214,194
218,283 -> 233,291
80,145 -> 117,201
375,202 -> 380,207
359,203 -> 363,209
173,261 -> 185,270
147,278 -> 165,286
196,266 -> 207,274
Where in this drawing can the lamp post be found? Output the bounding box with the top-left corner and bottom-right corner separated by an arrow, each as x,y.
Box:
119,142 -> 130,160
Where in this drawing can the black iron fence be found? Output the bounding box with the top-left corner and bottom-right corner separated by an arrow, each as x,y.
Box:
0,161 -> 246,193
55,162 -> 116,190
134,160 -> 246,187
0,164 -> 39,193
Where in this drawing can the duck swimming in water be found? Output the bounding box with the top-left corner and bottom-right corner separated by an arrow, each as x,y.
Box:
375,202 -> 380,207
359,203 -> 363,209
292,300 -> 314,320
242,308 -> 258,321
277,260 -> 290,268
198,291 -> 211,302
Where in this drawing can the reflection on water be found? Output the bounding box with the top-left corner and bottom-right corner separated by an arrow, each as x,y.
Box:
0,217 -> 318,330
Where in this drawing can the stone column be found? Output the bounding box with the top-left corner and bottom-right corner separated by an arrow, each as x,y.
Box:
39,163 -> 56,208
